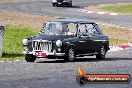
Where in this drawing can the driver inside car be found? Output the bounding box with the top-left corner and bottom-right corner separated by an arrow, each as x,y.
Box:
62,24 -> 69,32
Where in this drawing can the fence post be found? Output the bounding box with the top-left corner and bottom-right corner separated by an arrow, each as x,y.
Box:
0,24 -> 5,57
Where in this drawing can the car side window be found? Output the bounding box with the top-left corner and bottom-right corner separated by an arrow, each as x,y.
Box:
67,23 -> 76,33
85,24 -> 99,36
78,23 -> 88,36
67,23 -> 77,35
62,23 -> 76,35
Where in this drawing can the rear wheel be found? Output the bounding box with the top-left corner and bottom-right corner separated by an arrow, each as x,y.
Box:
69,3 -> 72,7
25,54 -> 36,62
64,46 -> 76,62
96,45 -> 106,59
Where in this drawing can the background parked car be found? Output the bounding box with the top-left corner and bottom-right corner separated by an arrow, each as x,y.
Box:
52,0 -> 72,7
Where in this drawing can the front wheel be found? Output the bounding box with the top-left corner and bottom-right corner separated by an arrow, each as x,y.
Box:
52,3 -> 55,6
96,45 -> 106,59
25,54 -> 36,62
64,46 -> 76,62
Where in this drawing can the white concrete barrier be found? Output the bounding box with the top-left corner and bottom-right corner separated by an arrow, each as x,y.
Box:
0,25 -> 5,57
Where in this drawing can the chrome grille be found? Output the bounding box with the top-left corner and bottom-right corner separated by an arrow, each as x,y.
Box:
32,40 -> 52,52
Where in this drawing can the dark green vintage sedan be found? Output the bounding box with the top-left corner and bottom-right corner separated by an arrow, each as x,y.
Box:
23,19 -> 109,62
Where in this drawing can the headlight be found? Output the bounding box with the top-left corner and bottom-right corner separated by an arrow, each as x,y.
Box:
53,0 -> 57,2
23,39 -> 28,45
56,40 -> 62,47
24,46 -> 29,51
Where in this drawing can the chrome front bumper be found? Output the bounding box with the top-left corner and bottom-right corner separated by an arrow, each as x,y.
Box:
23,50 -> 65,57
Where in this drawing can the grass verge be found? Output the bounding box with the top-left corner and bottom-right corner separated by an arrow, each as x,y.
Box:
100,25 -> 132,46
1,25 -> 37,61
99,3 -> 132,14
0,10 -> 56,30
0,10 -> 55,61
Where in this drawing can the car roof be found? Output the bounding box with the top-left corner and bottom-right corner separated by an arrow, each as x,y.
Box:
49,19 -> 96,24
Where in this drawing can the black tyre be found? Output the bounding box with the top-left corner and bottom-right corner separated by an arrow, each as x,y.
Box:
96,45 -> 106,59
69,3 -> 72,7
64,46 -> 76,62
25,54 -> 36,62
52,3 -> 55,7
56,5 -> 58,7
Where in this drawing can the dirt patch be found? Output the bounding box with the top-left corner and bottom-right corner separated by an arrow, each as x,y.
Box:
100,25 -> 132,45
84,6 -> 100,12
0,0 -> 37,3
0,10 -> 56,30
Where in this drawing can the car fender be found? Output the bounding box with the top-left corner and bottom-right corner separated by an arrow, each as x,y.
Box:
63,42 -> 76,53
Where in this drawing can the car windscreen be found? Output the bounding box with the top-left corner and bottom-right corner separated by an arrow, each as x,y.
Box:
42,22 -> 76,35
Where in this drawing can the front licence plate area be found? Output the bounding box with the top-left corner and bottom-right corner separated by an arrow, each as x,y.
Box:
58,2 -> 62,4
34,52 -> 46,58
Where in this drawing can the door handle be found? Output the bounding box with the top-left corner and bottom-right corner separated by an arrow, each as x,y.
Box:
79,41 -> 86,42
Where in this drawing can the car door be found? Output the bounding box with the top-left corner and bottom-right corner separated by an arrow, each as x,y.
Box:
85,23 -> 102,52
75,23 -> 92,54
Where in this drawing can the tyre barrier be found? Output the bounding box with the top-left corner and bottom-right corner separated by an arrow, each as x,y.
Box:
0,24 -> 5,57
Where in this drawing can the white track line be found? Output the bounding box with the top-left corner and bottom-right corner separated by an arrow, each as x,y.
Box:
78,9 -> 119,16
81,10 -> 87,12
15,60 -> 21,61
97,12 -> 107,15
109,13 -> 119,15
86,11 -> 95,13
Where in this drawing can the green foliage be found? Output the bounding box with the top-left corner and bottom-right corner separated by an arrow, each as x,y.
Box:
2,25 -> 36,60
109,38 -> 128,46
100,4 -> 132,13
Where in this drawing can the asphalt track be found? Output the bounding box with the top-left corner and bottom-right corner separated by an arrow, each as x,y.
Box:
0,0 -> 132,88
0,0 -> 132,27
0,50 -> 132,88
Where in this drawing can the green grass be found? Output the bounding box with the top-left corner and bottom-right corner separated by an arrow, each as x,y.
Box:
1,25 -> 36,61
100,4 -> 132,13
100,25 -> 132,46
109,38 -> 128,46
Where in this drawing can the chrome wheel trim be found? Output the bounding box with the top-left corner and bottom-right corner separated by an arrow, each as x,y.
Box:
68,48 -> 75,61
101,46 -> 105,56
